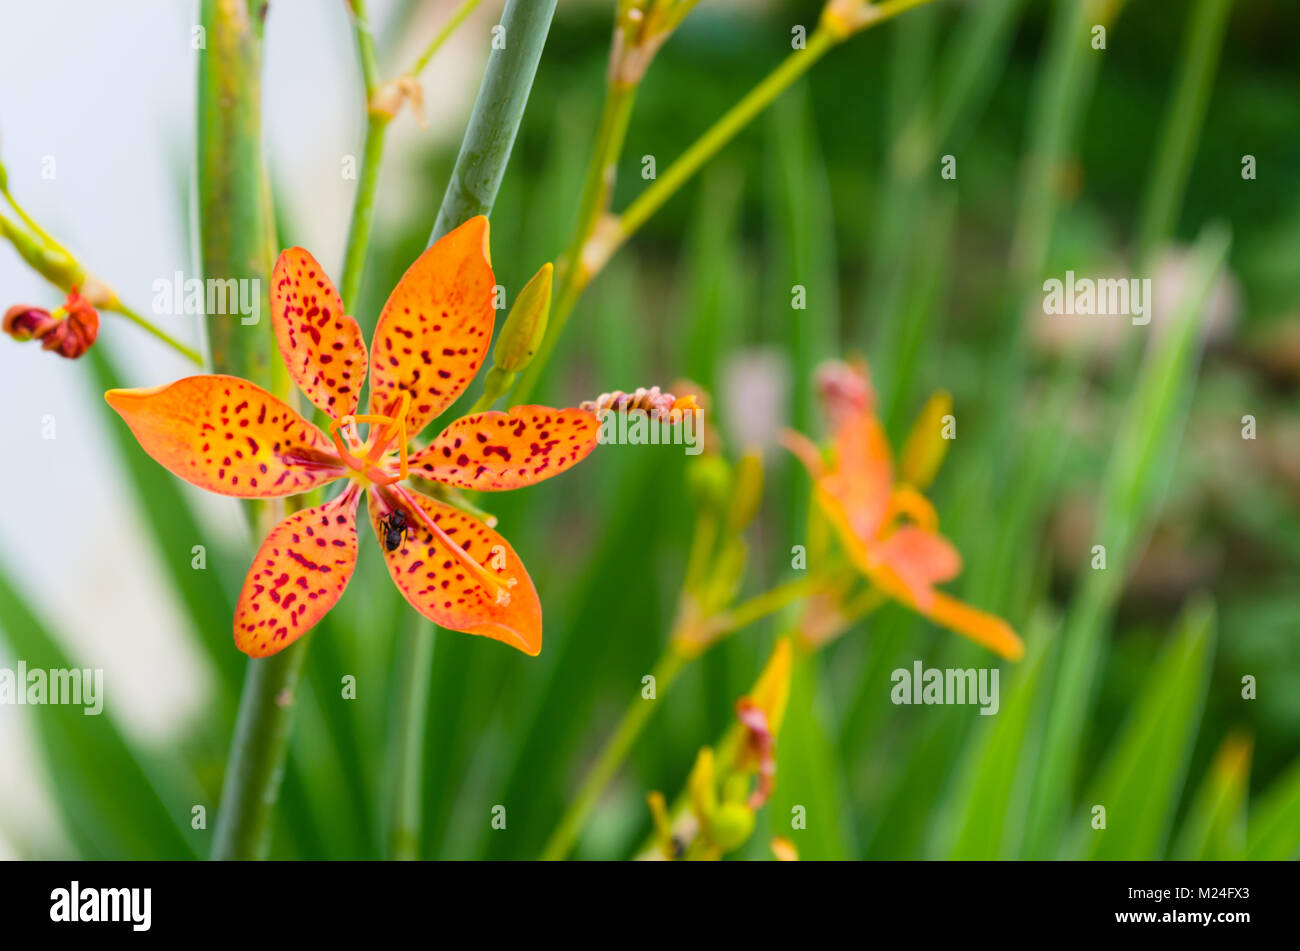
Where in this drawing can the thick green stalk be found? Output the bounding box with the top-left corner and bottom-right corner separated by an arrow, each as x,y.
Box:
211,638 -> 312,860
385,0 -> 558,859
429,0 -> 558,243
196,0 -> 275,388
200,0 -> 297,861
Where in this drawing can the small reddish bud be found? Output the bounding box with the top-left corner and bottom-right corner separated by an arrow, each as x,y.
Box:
3,289 -> 99,358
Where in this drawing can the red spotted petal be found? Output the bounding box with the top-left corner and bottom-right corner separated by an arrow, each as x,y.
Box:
368,216 -> 495,438
234,488 -> 361,657
270,247 -> 368,418
369,487 -> 542,655
105,376 -> 344,498
408,406 -> 600,491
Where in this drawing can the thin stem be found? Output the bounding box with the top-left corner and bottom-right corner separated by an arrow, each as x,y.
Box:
409,0 -> 484,75
616,26 -> 837,248
542,574 -> 817,860
340,116 -> 390,307
340,0 -> 388,307
541,648 -> 689,861
714,576 -> 825,638
107,301 -> 204,366
512,26 -> 843,403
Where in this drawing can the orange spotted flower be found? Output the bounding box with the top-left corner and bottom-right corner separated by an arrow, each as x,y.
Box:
106,217 -> 599,658
783,360 -> 1024,661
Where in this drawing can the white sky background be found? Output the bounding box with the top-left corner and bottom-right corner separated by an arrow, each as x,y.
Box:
0,0 -> 494,859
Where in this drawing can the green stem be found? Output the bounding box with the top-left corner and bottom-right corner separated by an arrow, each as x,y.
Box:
386,622 -> 436,859
211,634 -> 311,860
513,24 -> 846,403
340,0 -> 389,307
715,576 -> 824,636
541,574 -> 817,860
200,0 -> 295,860
541,648 -> 689,861
385,0 -> 558,862
429,0 -> 558,242
107,301 -> 204,366
410,0 -> 484,75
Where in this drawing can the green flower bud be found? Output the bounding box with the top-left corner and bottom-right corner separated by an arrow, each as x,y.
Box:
710,801 -> 755,852
493,262 -> 552,373
725,451 -> 764,533
0,216 -> 85,291
685,453 -> 731,513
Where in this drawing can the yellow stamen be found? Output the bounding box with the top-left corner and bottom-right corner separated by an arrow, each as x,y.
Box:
396,489 -> 515,603
885,485 -> 938,533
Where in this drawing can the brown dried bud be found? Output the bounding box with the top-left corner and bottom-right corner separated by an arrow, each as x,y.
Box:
3,289 -> 99,359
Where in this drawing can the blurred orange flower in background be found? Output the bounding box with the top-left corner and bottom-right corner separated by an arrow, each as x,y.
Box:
784,360 -> 1023,661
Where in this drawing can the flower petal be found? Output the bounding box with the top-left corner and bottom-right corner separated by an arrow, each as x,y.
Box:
871,525 -> 962,610
234,488 -> 361,657
408,405 -> 600,490
105,375 -> 344,498
921,592 -> 1024,661
270,247 -> 368,418
368,215 -> 495,438
823,412 -> 893,541
369,487 -> 542,655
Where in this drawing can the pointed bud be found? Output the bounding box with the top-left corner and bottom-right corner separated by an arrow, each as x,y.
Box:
899,390 -> 953,490
725,451 -> 764,533
0,215 -> 86,291
687,746 -> 717,825
494,262 -> 552,373
745,637 -> 793,737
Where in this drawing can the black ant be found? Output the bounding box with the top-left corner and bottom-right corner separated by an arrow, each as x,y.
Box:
380,510 -> 409,552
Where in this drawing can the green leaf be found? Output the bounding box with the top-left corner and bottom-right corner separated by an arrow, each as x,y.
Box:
1244,756 -> 1300,860
1075,596 -> 1216,860
1173,733 -> 1250,860
0,559 -> 197,859
1024,223 -> 1231,857
768,651 -> 856,859
940,616 -> 1053,859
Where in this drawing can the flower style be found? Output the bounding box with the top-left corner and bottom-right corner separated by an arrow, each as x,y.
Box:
105,217 -> 601,658
784,360 -> 1024,661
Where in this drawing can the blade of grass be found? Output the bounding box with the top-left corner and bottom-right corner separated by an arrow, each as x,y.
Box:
1172,732 -> 1250,860
939,615 -> 1053,859
1074,596 -> 1216,860
1244,756 -> 1300,860
0,559 -> 198,859
1022,223 -> 1232,857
